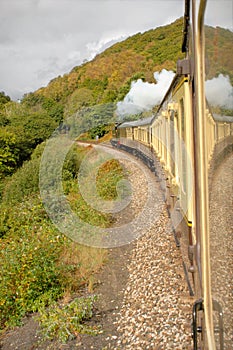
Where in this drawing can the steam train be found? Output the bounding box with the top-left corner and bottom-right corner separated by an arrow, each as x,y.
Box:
112,1 -> 233,349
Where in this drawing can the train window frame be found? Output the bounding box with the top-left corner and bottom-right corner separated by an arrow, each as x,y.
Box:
169,111 -> 176,178
179,98 -> 187,194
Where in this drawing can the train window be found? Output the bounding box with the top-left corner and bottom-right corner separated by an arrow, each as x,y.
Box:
180,99 -> 185,141
180,98 -> 187,193
170,112 -> 175,177
164,119 -> 167,164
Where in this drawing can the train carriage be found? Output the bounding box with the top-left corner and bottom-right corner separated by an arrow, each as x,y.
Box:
113,1 -> 233,348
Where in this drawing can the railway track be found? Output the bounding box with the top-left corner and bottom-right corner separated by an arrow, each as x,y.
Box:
82,143 -> 194,349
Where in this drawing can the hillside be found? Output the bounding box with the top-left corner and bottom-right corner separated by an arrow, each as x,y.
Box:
205,25 -> 233,81
34,18 -> 184,109
29,18 -> 233,118
1,18 -> 232,180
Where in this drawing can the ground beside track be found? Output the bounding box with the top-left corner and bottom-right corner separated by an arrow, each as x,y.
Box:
209,153 -> 233,350
0,144 -> 193,350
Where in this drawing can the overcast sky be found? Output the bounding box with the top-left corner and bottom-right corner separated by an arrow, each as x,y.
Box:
0,0 -> 232,100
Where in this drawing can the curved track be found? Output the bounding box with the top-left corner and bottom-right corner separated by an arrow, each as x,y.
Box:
95,144 -> 194,349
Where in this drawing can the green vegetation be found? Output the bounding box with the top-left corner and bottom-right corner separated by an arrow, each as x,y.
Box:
88,124 -> 111,139
0,18 -> 232,343
0,129 -> 19,178
0,91 -> 11,105
32,18 -> 186,109
63,146 -> 125,228
0,142 -> 125,337
96,159 -> 126,200
0,95 -> 62,179
0,200 -> 66,328
37,296 -> 99,343
210,105 -> 233,117
27,18 -> 232,117
205,26 -> 233,84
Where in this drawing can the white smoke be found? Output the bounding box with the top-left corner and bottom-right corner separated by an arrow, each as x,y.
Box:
116,69 -> 175,117
205,74 -> 233,109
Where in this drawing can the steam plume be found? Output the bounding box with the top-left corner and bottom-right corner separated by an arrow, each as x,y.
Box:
205,74 -> 233,109
116,71 -> 233,119
116,69 -> 175,118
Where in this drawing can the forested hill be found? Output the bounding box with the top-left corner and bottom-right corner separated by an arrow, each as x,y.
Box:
26,18 -> 233,115
0,18 -> 232,179
33,18 -> 185,109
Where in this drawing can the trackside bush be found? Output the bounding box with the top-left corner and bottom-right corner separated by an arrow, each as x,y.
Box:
0,197 -> 65,329
0,142 -> 125,333
37,296 -> 100,343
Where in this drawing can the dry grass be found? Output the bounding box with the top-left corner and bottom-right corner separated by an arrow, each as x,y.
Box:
59,242 -> 108,294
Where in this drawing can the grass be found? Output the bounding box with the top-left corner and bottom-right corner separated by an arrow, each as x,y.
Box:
96,158 -> 125,200
0,142 -> 126,341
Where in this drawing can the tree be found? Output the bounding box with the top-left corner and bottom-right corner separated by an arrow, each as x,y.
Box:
0,91 -> 11,105
0,129 -> 19,178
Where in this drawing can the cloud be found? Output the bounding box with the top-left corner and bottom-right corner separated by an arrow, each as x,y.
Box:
205,0 -> 233,31
86,35 -> 127,60
205,74 -> 233,109
0,0 -> 232,101
116,72 -> 233,119
116,69 -> 175,117
0,0 -> 183,100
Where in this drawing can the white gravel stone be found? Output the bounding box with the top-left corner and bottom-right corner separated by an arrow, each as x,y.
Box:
108,152 -> 194,349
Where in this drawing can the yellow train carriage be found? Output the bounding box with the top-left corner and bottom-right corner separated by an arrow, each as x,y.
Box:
113,1 -> 233,347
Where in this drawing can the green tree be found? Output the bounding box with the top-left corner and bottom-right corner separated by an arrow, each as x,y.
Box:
0,91 -> 11,105
0,129 -> 19,178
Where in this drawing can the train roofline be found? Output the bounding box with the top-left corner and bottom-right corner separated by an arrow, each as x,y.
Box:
117,116 -> 154,128
212,114 -> 233,123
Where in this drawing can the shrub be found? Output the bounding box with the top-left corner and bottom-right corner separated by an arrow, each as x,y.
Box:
0,194 -> 108,330
0,143 -> 125,331
0,197 -> 65,328
37,296 -> 100,343
2,157 -> 40,205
